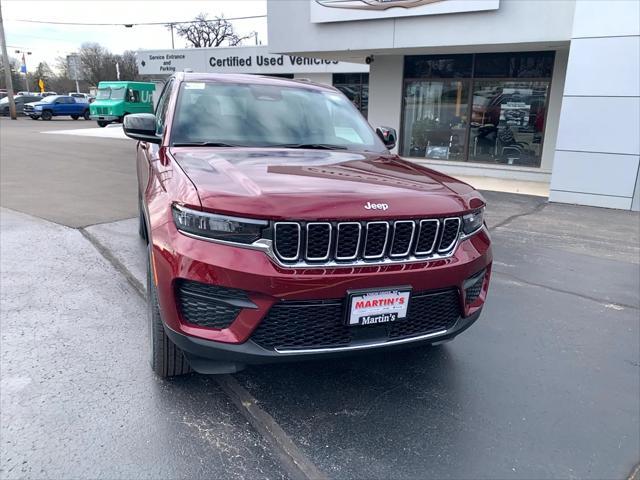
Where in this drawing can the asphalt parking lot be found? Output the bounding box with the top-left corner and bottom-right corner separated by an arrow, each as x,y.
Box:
1,117 -> 639,479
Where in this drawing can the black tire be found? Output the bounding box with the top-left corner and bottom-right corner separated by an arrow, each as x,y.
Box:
41,110 -> 53,121
71,114 -> 79,120
97,121 -> 108,128
147,249 -> 192,378
30,115 -> 38,120
83,110 -> 90,120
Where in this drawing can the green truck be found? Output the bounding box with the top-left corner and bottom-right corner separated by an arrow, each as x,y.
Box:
90,81 -> 156,127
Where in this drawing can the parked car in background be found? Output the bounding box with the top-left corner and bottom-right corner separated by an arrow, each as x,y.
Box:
40,91 -> 58,97
0,95 -> 42,115
23,95 -> 91,120
90,81 -> 155,127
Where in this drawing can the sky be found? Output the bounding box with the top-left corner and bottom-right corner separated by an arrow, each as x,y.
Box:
2,0 -> 268,73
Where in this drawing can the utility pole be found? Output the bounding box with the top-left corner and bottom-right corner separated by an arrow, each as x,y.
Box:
0,1 -> 16,119
170,23 -> 175,49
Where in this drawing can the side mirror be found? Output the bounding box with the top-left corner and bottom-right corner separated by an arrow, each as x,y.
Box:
123,113 -> 161,144
376,126 -> 397,150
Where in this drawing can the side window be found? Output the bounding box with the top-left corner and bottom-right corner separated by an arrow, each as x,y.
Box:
155,79 -> 174,134
128,89 -> 140,103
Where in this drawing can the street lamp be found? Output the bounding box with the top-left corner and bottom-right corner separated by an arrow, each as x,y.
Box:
14,49 -> 32,92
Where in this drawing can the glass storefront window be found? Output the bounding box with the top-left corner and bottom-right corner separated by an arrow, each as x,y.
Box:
474,51 -> 555,79
469,80 -> 550,167
401,52 -> 554,168
333,73 -> 369,117
404,54 -> 472,78
401,80 -> 469,160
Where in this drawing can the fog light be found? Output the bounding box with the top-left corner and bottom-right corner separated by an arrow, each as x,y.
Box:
464,269 -> 485,305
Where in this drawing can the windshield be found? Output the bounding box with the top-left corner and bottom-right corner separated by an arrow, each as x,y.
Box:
41,96 -> 60,104
96,87 -> 125,100
110,87 -> 125,100
96,88 -> 110,100
171,81 -> 385,152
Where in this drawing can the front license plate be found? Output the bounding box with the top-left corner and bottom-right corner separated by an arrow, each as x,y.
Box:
346,288 -> 411,326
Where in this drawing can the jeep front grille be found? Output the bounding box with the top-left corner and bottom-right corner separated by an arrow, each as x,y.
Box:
272,217 -> 461,265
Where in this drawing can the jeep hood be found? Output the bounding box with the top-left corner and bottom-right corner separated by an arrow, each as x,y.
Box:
170,148 -> 484,220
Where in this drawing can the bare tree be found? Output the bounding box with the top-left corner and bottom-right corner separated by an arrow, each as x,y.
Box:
55,55 -> 70,77
32,62 -> 53,81
0,56 -> 21,90
79,42 -> 116,86
115,50 -> 139,81
172,14 -> 252,48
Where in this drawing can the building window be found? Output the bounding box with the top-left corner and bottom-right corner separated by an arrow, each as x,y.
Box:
333,73 -> 369,117
401,52 -> 554,168
402,79 -> 469,160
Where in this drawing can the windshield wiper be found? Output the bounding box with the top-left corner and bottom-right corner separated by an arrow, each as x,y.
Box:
267,143 -> 348,150
172,142 -> 240,147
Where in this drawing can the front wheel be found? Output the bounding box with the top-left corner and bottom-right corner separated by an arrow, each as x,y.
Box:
97,121 -> 108,128
41,110 -> 53,121
30,115 -> 38,120
147,249 -> 192,378
71,114 -> 79,120
83,110 -> 90,120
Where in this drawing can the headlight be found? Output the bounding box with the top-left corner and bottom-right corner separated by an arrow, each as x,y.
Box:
172,205 -> 267,244
34,105 -> 42,110
462,207 -> 485,235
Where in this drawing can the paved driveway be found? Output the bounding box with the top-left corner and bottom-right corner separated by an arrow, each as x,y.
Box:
1,118 -> 639,479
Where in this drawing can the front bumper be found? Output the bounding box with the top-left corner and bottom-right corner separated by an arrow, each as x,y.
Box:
90,115 -> 119,121
151,214 -> 492,371
166,308 -> 483,373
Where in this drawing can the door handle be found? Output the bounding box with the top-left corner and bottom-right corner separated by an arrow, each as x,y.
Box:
139,142 -> 148,150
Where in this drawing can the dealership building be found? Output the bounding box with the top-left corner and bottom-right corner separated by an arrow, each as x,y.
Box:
262,0 -> 639,211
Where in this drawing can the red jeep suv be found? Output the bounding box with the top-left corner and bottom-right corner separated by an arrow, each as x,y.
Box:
124,73 -> 492,377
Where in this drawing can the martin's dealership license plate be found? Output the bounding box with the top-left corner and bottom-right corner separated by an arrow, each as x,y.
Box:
346,288 -> 411,326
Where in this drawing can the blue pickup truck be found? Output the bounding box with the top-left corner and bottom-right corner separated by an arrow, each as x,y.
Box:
23,95 -> 91,121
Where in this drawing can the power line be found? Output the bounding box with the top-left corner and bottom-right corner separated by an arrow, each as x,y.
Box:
7,14 -> 267,27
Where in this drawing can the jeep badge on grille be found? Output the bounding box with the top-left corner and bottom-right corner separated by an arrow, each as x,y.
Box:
364,202 -> 389,210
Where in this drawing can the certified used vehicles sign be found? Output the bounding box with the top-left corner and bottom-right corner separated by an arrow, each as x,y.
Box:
347,288 -> 411,325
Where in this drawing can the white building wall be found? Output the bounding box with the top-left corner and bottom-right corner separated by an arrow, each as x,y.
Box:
550,0 -> 640,210
367,56 -> 404,153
